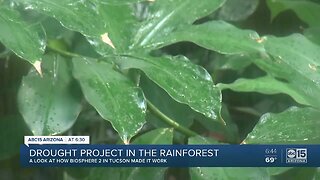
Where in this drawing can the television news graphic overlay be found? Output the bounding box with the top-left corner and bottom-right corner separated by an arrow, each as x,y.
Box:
264,148 -> 278,164
24,136 -> 90,146
286,148 -> 307,163
20,139 -> 320,167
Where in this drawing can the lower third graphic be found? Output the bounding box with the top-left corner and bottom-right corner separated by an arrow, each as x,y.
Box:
286,148 -> 307,163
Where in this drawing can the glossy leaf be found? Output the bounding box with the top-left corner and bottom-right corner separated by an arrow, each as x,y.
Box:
93,0 -> 146,4
147,21 -> 265,54
20,0 -> 138,54
85,168 -> 120,180
254,34 -> 320,109
267,0 -> 320,27
133,128 -> 173,144
218,0 -> 259,21
0,7 -> 45,65
213,54 -> 252,71
189,136 -> 269,180
141,75 -> 195,127
316,169 -> 320,180
270,168 -> 317,180
245,107 -> 320,144
132,0 -> 226,48
0,116 -> 28,160
85,128 -> 172,180
191,167 -> 270,180
304,27 -> 320,45
217,76 -> 311,106
115,55 -> 221,120
121,128 -> 172,180
18,55 -> 81,135
267,168 -> 292,176
86,167 -> 167,180
72,57 -> 146,143
188,136 -> 218,145
120,167 -> 166,180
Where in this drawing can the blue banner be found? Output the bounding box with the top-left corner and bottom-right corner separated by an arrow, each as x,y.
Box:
20,145 -> 320,167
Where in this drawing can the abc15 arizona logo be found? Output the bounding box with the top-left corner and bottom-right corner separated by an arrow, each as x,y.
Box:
286,148 -> 307,163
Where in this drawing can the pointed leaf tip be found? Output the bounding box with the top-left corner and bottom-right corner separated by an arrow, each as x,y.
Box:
101,33 -> 115,49
33,60 -> 42,77
124,140 -> 130,145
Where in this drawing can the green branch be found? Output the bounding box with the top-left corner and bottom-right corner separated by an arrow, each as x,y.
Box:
147,100 -> 198,137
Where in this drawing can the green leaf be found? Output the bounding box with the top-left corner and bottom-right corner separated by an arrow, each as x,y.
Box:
275,168 -> 317,180
316,169 -> 320,180
20,0 -> 138,54
0,116 -> 29,160
147,21 -> 265,54
72,57 -> 146,143
255,34 -> 320,109
132,0 -> 226,48
120,168 -> 167,180
213,54 -> 252,71
85,128 -> 172,180
189,136 -> 269,180
85,168 -> 120,180
188,136 -> 218,145
218,0 -> 259,21
217,76 -> 311,106
267,167 -> 292,176
141,75 -> 195,127
115,55 -> 221,120
18,55 -> 81,135
245,107 -> 320,144
267,0 -> 320,27
133,128 -> 173,144
191,167 -> 270,180
0,7 -> 45,66
85,166 -> 166,180
304,27 -> 320,45
121,128 -> 173,180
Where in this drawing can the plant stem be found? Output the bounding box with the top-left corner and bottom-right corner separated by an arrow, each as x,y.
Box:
47,44 -> 81,58
47,44 -> 198,137
47,43 -> 118,60
147,99 -> 198,137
